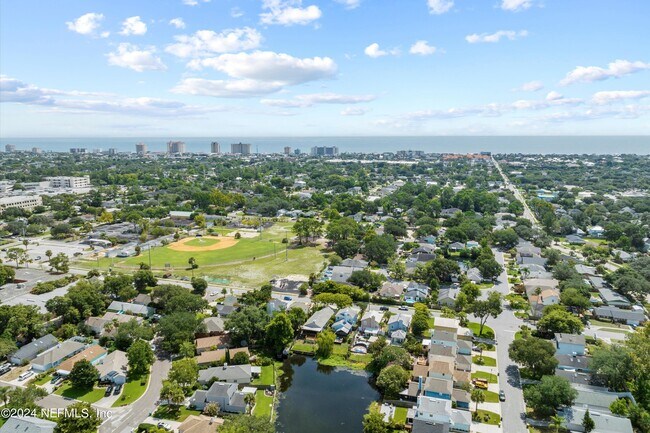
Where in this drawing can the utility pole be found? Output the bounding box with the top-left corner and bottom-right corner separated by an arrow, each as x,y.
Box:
148,246 -> 152,269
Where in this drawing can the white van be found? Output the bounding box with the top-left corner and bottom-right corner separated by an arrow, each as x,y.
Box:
18,370 -> 34,381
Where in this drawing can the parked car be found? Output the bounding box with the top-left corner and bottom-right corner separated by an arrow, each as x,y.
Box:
398,306 -> 409,311
157,422 -> 172,431
113,384 -> 122,395
283,296 -> 293,301
105,385 -> 113,397
18,371 -> 34,381
380,306 -> 389,311
499,390 -> 506,401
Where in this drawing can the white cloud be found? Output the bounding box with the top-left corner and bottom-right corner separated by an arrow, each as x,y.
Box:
364,43 -> 399,58
409,40 -> 437,56
107,44 -> 167,72
501,0 -> 533,12
341,107 -> 369,116
465,30 -> 528,43
188,51 -> 337,85
66,13 -> 107,37
514,80 -> 544,92
335,0 -> 361,9
182,0 -> 209,6
166,27 -> 262,58
261,92 -> 376,107
260,0 -> 322,26
591,90 -> 650,105
427,0 -> 454,14
172,78 -> 284,98
231,7 -> 245,18
119,16 -> 147,36
545,91 -> 563,101
1,76 -> 222,117
169,18 -> 186,29
560,60 -> 650,86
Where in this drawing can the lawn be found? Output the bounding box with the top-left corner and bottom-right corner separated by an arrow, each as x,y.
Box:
392,406 -> 408,425
472,371 -> 498,383
31,373 -> 54,386
292,341 -> 317,355
482,390 -> 500,403
474,409 -> 500,425
253,390 -> 274,419
54,383 -> 105,403
590,319 -> 629,329
468,322 -> 495,339
113,373 -> 149,407
153,405 -> 201,421
252,365 -> 275,386
473,356 -> 497,367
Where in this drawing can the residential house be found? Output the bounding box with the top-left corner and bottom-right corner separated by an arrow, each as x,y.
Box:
587,225 -> 605,238
267,299 -> 289,316
434,317 -> 460,333
410,396 -> 471,433
440,208 -> 462,218
0,416 -> 56,433
177,415 -> 222,433
57,345 -> 107,376
405,282 -> 430,303
85,312 -> 142,336
555,333 -> 586,356
96,350 -> 128,384
10,334 -> 58,365
566,235 -> 586,245
189,381 -> 247,413
378,282 -> 405,299
329,266 -> 355,284
302,306 -> 336,336
391,330 -> 407,345
31,339 -> 86,372
388,313 -> 412,335
335,306 -> 361,325
555,354 -> 591,372
437,286 -> 460,308
593,306 -> 646,326
359,311 -> 383,335
340,258 -> 369,268
132,293 -> 152,306
423,377 -> 453,400
562,406 -> 633,433
197,364 -> 252,385
448,242 -> 465,252
466,268 -> 482,284
597,289 -> 630,307
107,301 -> 154,317
465,241 -> 479,249
201,317 -> 226,335
195,336 -> 230,354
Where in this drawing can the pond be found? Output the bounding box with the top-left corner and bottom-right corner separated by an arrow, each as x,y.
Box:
275,356 -> 380,433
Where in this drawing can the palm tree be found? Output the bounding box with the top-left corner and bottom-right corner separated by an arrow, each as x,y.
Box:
244,392 -> 256,414
550,414 -> 564,433
0,386 -> 10,406
471,388 -> 485,413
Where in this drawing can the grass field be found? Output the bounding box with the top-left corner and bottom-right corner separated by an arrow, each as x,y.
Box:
392,406 -> 408,424
113,373 -> 149,407
473,356 -> 497,367
472,371 -> 498,383
474,409 -> 500,425
468,322 -> 495,339
153,405 -> 201,421
482,390 -> 500,403
253,390 -> 274,419
54,383 -> 105,403
252,365 -> 275,386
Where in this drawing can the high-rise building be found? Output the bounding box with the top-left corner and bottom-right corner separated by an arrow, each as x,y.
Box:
135,143 -> 148,155
284,146 -> 292,155
108,148 -> 117,155
231,142 -> 251,155
294,149 -> 301,155
93,148 -> 103,154
210,142 -> 221,154
5,144 -> 16,152
310,146 -> 339,156
31,147 -> 42,154
167,141 -> 186,154
70,148 -> 87,154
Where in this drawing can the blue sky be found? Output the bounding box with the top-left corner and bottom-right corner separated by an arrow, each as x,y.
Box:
1,0 -> 649,137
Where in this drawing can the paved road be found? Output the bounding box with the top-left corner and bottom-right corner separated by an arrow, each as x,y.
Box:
99,358 -> 171,433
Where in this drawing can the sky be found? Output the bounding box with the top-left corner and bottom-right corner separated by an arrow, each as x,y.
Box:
1,0 -> 649,137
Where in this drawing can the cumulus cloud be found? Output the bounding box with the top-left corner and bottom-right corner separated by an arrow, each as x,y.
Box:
341,107 -> 369,116
514,80 -> 544,92
172,78 -> 284,98
260,0 -> 322,26
166,27 -> 262,58
107,44 -> 167,72
591,90 -> 650,105
119,16 -> 147,36
409,40 -> 437,56
169,18 -> 186,29
182,0 -> 209,6
560,60 -> 650,86
465,30 -> 528,43
335,0 -> 361,9
261,93 -> 376,107
427,0 -> 453,14
364,43 -> 399,58
66,13 -> 108,37
188,51 -> 337,84
501,0 -> 533,12
1,76 -> 222,117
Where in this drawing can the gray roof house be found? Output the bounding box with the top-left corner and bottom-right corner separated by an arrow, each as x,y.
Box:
189,381 -> 247,413
562,406 -> 633,433
438,286 -> 460,307
0,416 -> 57,433
202,316 -> 226,335
30,340 -> 86,372
301,306 -> 336,335
107,301 -> 154,317
593,306 -> 646,326
96,350 -> 128,385
10,334 -> 58,365
198,364 -> 252,385
597,289 -> 630,307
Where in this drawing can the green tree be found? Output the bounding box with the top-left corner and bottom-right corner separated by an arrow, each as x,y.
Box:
225,306 -> 269,346
523,375 -> 577,416
178,341 -> 196,359
537,308 -> 584,335
54,401 -> 101,433
286,307 -> 307,332
158,312 -> 202,353
312,293 -> 353,308
362,405 -> 389,433
0,266 -> 16,286
471,388 -> 485,412
476,256 -> 503,281
68,360 -> 98,389
220,415 -> 274,433
470,291 -> 502,337
191,277 -> 208,295
133,269 -> 157,291
168,358 -> 199,390
550,414 -> 565,433
160,380 -> 185,407
49,253 -> 70,273
560,288 -> 591,312
508,337 -> 558,378
231,351 -> 250,365
127,339 -> 155,374
388,260 -> 406,280
364,235 -> 397,264
492,228 -> 519,249
265,313 -> 294,353
347,270 -> 385,291
582,409 -> 595,432
333,238 -> 361,259
376,365 -> 409,398
316,330 -> 335,358
590,345 -> 635,391
369,346 -> 411,373
203,402 -> 220,416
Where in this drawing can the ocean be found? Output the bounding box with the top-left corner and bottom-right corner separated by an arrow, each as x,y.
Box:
1,136 -> 649,155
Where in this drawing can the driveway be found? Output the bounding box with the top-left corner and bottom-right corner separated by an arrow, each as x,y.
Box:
99,358 -> 171,433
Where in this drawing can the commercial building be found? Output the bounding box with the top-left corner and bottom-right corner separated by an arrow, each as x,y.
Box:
284,146 -> 292,155
46,176 -> 91,188
231,142 -> 251,154
5,144 -> 16,152
0,195 -> 43,212
69,148 -> 86,154
32,147 -> 42,154
211,141 -> 221,154
167,141 -> 186,154
135,143 -> 148,155
310,146 -> 339,156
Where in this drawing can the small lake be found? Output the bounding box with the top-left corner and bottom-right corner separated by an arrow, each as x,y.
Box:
275,356 -> 380,433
